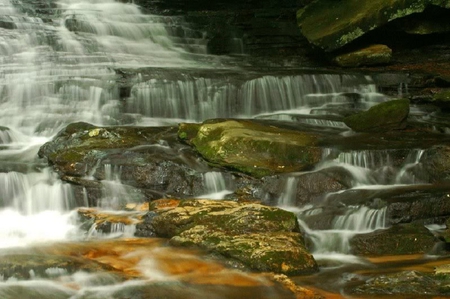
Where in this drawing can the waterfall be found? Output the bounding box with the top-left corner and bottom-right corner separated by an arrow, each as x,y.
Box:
198,171 -> 232,199
298,206 -> 388,258
127,74 -> 385,121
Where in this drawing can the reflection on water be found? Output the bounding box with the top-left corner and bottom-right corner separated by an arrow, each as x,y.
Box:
0,239 -> 295,299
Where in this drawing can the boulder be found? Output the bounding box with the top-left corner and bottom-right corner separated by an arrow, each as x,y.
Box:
333,44 -> 392,67
297,0 -> 450,51
38,122 -> 213,204
136,198 -> 318,275
343,99 -> 410,132
422,145 -> 450,183
178,119 -> 322,178
431,88 -> 450,109
349,270 -> 450,297
350,223 -> 437,256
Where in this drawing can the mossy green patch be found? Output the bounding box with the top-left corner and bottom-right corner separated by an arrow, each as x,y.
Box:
344,99 -> 409,132
180,119 -> 321,178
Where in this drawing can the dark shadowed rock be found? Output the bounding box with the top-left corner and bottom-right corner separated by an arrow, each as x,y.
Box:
343,99 -> 410,132
350,223 -> 436,256
297,0 -> 450,51
38,122 -> 216,204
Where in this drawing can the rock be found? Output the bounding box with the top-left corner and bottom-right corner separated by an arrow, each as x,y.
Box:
0,254 -> 117,280
422,145 -> 450,183
333,44 -> 392,67
431,88 -> 450,109
349,270 -> 450,296
38,122 -> 214,204
297,0 -> 450,51
136,198 -> 318,275
178,119 -> 322,178
257,168 -> 349,207
350,223 -> 437,256
343,99 -> 410,132
77,207 -> 146,234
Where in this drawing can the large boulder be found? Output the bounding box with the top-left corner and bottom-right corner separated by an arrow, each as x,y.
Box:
178,119 -> 322,178
297,0 -> 450,51
343,99 -> 410,132
136,198 -> 318,275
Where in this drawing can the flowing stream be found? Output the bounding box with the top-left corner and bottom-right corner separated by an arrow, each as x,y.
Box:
0,0 -> 446,298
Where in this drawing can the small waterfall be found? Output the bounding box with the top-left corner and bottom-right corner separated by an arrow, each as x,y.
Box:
299,206 -> 388,257
0,168 -> 75,214
127,74 -> 385,122
333,205 -> 387,232
395,149 -> 425,184
336,150 -> 393,169
278,177 -> 298,207
198,171 -> 232,199
317,148 -> 427,187
100,164 -> 130,208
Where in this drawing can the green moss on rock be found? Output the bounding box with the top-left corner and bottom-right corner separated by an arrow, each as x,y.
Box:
297,0 -> 450,51
334,44 -> 392,67
178,119 -> 322,178
147,199 -> 318,275
343,99 -> 410,132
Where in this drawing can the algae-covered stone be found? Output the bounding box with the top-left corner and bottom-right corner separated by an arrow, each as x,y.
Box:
343,99 -> 409,132
297,0 -> 450,51
333,44 -> 392,67
137,198 -> 318,275
430,89 -> 450,109
178,119 -> 322,178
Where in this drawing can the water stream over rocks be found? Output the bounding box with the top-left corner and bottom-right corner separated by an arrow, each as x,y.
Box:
1,0 -> 450,298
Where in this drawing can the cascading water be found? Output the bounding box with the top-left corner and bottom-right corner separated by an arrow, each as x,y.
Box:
0,0 -> 442,297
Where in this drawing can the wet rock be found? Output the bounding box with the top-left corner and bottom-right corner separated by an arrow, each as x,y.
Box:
0,254 -> 117,280
76,280 -> 298,299
77,207 -> 146,234
38,122 -> 213,204
349,270 -> 450,297
136,198 -> 318,275
333,44 -> 392,67
350,223 -> 437,256
297,0 -> 450,52
343,99 -> 410,132
431,88 -> 450,109
257,168 -> 349,207
178,119 -> 322,178
422,145 -> 450,183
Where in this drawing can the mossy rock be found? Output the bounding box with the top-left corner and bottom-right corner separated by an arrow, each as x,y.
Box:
178,119 -> 322,178
430,89 -> 450,109
171,228 -> 318,275
350,270 -> 450,296
139,198 -> 318,275
333,44 -> 392,67
38,122 -> 178,177
343,99 -> 410,132
297,0 -> 450,51
350,223 -> 437,256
